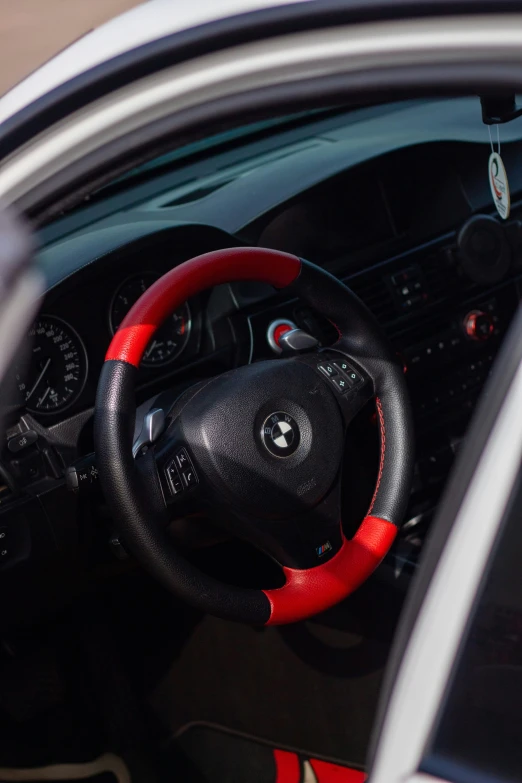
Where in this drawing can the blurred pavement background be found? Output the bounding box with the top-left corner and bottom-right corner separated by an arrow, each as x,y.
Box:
0,0 -> 142,95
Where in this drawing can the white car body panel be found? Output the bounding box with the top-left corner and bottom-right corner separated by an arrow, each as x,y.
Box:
0,0 -> 307,128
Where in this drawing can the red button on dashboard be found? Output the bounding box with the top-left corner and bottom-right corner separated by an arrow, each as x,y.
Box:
274,324 -> 293,345
464,310 -> 494,341
267,319 -> 297,353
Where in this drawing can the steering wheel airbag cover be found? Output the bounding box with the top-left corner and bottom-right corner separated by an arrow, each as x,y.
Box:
178,357 -> 344,518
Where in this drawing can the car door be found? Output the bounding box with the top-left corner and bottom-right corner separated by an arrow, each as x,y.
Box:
367,302 -> 522,783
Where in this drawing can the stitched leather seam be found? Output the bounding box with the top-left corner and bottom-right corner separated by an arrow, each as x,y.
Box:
368,396 -> 385,515
328,319 -> 342,340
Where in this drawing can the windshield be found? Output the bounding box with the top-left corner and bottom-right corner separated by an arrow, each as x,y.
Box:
39,97 -> 522,248
90,98 -> 522,203
93,108 -> 343,196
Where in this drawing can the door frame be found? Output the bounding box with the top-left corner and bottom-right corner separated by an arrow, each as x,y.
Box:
369,304 -> 522,783
1,0 -> 521,159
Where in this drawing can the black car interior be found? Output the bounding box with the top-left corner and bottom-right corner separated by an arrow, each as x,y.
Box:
0,94 -> 520,779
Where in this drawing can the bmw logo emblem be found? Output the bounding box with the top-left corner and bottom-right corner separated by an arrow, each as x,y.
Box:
261,412 -> 300,457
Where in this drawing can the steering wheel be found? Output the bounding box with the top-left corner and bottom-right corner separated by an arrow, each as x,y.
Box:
94,248 -> 414,625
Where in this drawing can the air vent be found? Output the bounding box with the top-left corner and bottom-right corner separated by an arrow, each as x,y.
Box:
422,251 -> 460,301
348,277 -> 396,324
344,244 -> 486,334
423,249 -> 480,303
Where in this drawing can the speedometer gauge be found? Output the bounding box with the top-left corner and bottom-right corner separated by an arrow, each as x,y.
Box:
110,274 -> 191,367
17,316 -> 88,414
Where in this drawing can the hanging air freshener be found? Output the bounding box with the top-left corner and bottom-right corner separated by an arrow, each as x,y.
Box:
488,126 -> 510,220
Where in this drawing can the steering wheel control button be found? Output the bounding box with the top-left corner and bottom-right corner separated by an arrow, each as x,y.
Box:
171,474 -> 183,495
165,449 -> 198,496
334,360 -> 364,387
332,360 -> 350,375
345,368 -> 363,386
175,448 -> 190,471
315,356 -> 364,392
266,319 -> 297,354
332,376 -> 350,393
261,412 -> 300,458
317,362 -> 338,379
166,460 -> 183,495
181,467 -> 198,488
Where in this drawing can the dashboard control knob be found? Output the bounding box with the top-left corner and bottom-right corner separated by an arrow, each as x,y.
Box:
267,319 -> 297,354
464,310 -> 494,341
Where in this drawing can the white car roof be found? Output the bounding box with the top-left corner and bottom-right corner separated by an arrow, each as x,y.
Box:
0,0 -> 307,128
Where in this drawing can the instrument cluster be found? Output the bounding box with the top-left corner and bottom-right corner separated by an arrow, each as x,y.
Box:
16,272 -> 194,416
109,273 -> 191,367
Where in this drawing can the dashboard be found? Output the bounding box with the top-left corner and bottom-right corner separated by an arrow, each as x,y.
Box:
1,107 -> 522,598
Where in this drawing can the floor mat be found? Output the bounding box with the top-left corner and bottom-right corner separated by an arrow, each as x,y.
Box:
0,753 -> 130,783
146,579 -> 403,764
174,724 -> 366,783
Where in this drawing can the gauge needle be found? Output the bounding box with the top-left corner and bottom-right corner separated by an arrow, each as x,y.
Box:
144,340 -> 158,358
25,358 -> 51,401
145,340 -> 164,358
37,386 -> 51,408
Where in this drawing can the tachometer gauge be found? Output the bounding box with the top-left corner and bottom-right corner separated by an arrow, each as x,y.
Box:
18,316 -> 88,414
110,274 -> 191,367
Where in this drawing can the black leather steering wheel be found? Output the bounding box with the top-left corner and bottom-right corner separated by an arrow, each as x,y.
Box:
94,248 -> 414,625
